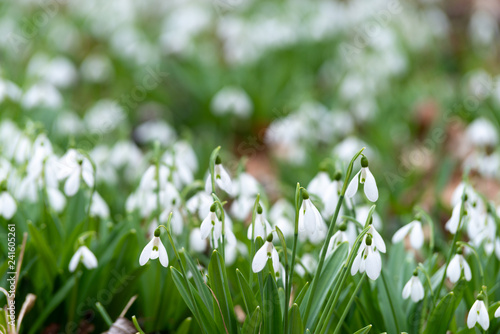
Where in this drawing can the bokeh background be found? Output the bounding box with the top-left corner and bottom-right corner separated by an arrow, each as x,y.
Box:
1,0 -> 500,332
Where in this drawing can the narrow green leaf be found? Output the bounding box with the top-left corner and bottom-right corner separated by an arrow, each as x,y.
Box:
28,274 -> 79,334
289,303 -> 303,334
241,306 -> 261,334
294,282 -> 309,306
176,317 -> 192,334
353,324 -> 372,334
27,222 -> 58,285
262,274 -> 283,334
208,250 -> 237,333
237,269 -> 258,315
423,292 -> 456,334
183,250 -> 213,312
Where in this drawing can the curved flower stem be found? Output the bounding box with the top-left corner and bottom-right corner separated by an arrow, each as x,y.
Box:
132,315 -> 146,334
303,147 -> 365,323
248,194 -> 260,285
417,264 -> 434,304
457,241 -> 485,286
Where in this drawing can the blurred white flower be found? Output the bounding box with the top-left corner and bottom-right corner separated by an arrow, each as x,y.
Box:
90,192 -> 110,219
269,199 -> 294,237
0,191 -> 16,219
495,305 -> 500,318
211,86 -> 253,118
298,192 -> 326,243
252,238 -> 279,273
134,120 -> 176,145
22,82 -> 63,110
345,156 -> 378,202
0,78 -> 22,103
139,230 -> 169,267
69,246 -> 98,272
466,117 -> 498,148
467,297 -> 489,330
392,220 -> 424,250
247,207 -> 272,240
186,191 -> 212,220
84,99 -> 125,134
205,160 -> 233,195
200,206 -> 222,241
189,228 -> 207,253
54,111 -> 85,136
446,252 -> 471,283
81,53 -> 114,83
56,149 -> 95,197
326,223 -> 349,257
469,10 -> 498,47
402,273 -> 424,302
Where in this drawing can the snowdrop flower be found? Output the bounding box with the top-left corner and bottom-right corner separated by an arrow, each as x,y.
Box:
467,294 -> 489,330
392,219 -> 424,249
495,305 -> 500,318
56,149 -> 94,197
298,190 -> 327,242
345,156 -> 378,202
247,205 -> 272,240
186,191 -> 212,220
269,199 -> 294,238
322,171 -> 342,218
351,234 -> 382,280
211,86 -> 253,118
69,246 -> 98,272
402,271 -> 424,302
200,204 -> 222,241
252,234 -> 280,273
307,169 -> 331,198
364,224 -> 386,253
326,222 -> 350,257
205,156 -> 233,195
90,192 -> 109,219
189,228 -> 207,253
466,117 -> 498,148
446,249 -> 471,283
0,190 -> 17,219
139,228 -> 169,267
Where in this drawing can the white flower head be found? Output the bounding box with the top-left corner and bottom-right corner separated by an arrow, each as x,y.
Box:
0,190 -> 17,219
326,222 -> 350,257
56,149 -> 95,197
69,246 -> 98,272
298,190 -> 327,242
364,225 -> 386,253
252,235 -> 280,273
247,205 -> 272,240
345,156 -> 378,202
467,295 -> 489,330
402,271 -> 424,302
351,234 -> 382,280
495,305 -> 500,318
446,250 -> 471,283
392,219 -> 424,250
205,157 -> 233,195
200,204 -> 222,241
139,229 -> 169,267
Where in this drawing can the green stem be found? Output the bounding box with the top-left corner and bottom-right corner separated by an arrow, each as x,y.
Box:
95,302 -> 113,327
381,270 -> 400,334
249,194 -> 260,285
132,315 -> 146,334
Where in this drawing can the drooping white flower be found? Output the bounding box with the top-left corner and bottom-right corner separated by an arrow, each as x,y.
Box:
186,191 -> 212,220
364,225 -> 386,253
351,234 -> 382,280
495,305 -> 500,318
467,296 -> 489,330
269,199 -> 294,238
326,223 -> 350,257
189,228 -> 207,253
247,205 -> 272,240
69,246 -> 98,272
345,156 -> 378,202
205,157 -> 233,195
0,191 -> 17,219
446,251 -> 472,283
445,202 -> 464,234
139,229 -> 169,267
56,149 -> 94,197
211,86 -> 253,118
90,192 -> 110,219
322,174 -> 342,218
392,220 -> 424,249
298,191 -> 327,242
252,235 -> 280,273
307,170 -> 331,198
466,117 -> 498,148
402,272 -> 424,302
200,204 -> 222,241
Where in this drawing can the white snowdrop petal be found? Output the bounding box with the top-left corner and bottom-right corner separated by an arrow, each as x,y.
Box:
494,305 -> 500,318
478,302 -> 489,330
446,255 -> 460,283
371,228 -> 386,253
409,222 -> 424,249
81,247 -> 98,269
345,171 -> 360,199
200,215 -> 213,240
462,257 -> 472,281
411,277 -> 424,302
252,242 -> 270,273
363,168 -> 378,202
351,251 -> 362,276
402,279 -> 412,299
158,240 -> 169,268
392,224 -> 413,244
365,248 -> 381,280
271,248 -> 280,273
467,301 -> 478,328
69,248 -> 82,272
0,192 -> 17,219
65,171 -> 80,196
139,239 -> 155,266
